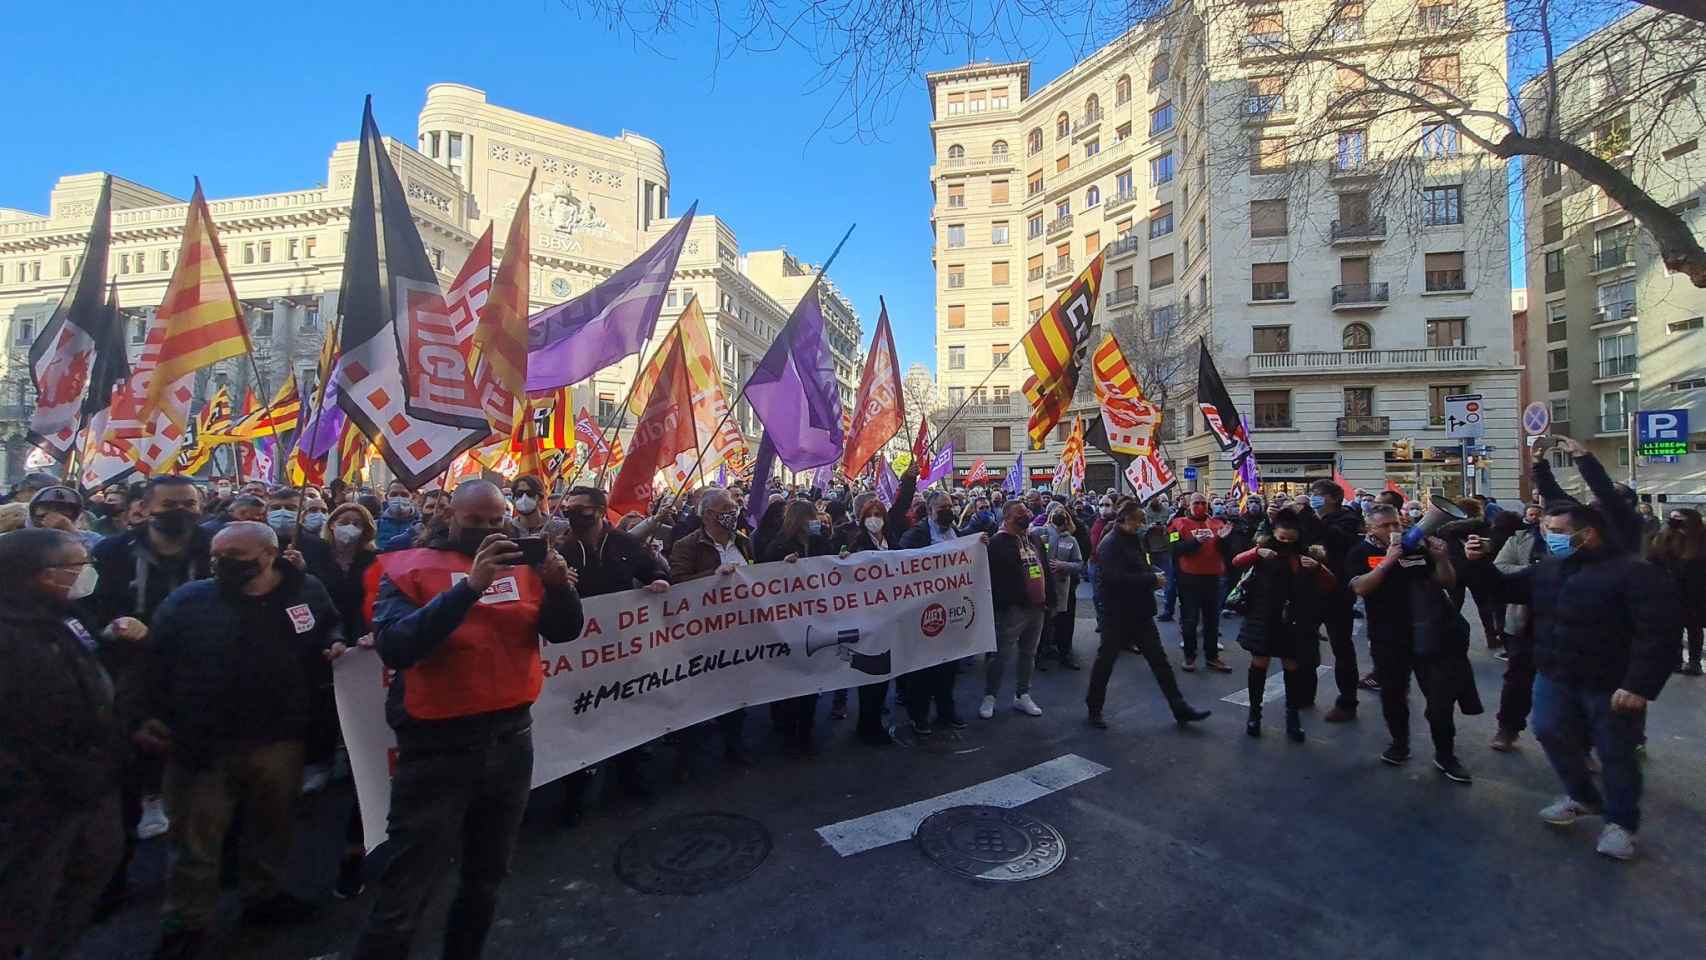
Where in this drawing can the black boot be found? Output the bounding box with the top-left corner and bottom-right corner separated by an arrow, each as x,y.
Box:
1283,668 -> 1307,743
1246,705 -> 1262,737
1245,666 -> 1265,737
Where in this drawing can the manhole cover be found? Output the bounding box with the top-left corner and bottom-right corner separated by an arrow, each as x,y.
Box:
614,812 -> 771,895
914,805 -> 1067,882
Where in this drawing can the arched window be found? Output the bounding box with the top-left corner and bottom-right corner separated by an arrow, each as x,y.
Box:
991,140 -> 1009,159
1086,186 -> 1101,208
1116,76 -> 1132,105
1343,322 -> 1373,350
1086,94 -> 1101,118
947,144 -> 965,161
1057,112 -> 1070,138
1028,128 -> 1043,154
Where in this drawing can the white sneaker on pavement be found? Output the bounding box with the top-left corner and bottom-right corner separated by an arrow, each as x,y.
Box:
1539,796 -> 1602,826
1596,823 -> 1637,861
978,694 -> 997,720
137,796 -> 170,840
1014,694 -> 1043,717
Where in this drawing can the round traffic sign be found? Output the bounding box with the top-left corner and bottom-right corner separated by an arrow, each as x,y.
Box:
1522,401 -> 1551,436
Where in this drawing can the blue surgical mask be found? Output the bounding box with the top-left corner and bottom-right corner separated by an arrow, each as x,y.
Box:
302,512 -> 326,533
267,508 -> 296,532
1543,531 -> 1576,558
1308,495 -> 1326,510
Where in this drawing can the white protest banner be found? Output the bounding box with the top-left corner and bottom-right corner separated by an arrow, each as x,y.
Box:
336,534 -> 996,849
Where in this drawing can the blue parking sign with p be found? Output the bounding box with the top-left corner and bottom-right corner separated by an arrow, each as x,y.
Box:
1636,409 -> 1690,457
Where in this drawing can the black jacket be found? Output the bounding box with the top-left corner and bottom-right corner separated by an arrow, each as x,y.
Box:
761,531 -> 835,563
148,562 -> 345,768
87,526 -> 214,629
1301,506 -> 1362,608
1533,454 -> 1642,555
305,546 -> 380,638
988,528 -> 1056,612
1095,526 -> 1161,625
0,598 -> 126,813
561,526 -> 670,598
1471,548 -> 1680,699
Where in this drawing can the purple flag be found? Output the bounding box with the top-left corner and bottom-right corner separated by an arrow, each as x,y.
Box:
744,430 -> 777,529
876,455 -> 899,508
299,374 -> 345,460
744,285 -> 844,471
925,440 -> 956,488
526,204 -> 698,392
1001,453 -> 1026,495
810,464 -> 833,491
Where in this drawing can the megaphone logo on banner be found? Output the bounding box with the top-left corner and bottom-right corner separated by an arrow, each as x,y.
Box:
1402,494 -> 1468,551
804,626 -> 891,677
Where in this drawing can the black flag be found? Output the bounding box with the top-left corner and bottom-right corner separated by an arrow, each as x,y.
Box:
1195,337 -> 1245,451
83,277 -> 131,418
28,176 -> 113,457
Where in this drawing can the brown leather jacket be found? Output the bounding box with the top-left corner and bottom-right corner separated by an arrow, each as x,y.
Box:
668,528 -> 753,582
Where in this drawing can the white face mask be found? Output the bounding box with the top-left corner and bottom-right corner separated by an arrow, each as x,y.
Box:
515,495 -> 539,514
68,563 -> 99,600
864,516 -> 885,536
333,523 -> 364,546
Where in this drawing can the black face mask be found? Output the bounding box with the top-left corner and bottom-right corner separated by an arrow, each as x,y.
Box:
454,526 -> 502,555
151,508 -> 196,539
568,510 -> 601,536
1272,538 -> 1300,553
935,509 -> 955,527
214,556 -> 264,592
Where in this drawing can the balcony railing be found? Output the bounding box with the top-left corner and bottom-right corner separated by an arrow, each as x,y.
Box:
1337,415 -> 1390,438
1328,158 -> 1375,178
1248,345 -> 1487,375
1332,282 -> 1390,306
1330,217 -> 1387,242
1242,32 -> 1287,54
1027,265 -> 1045,282
1597,356 -> 1638,379
1592,247 -> 1632,271
1425,271 -> 1468,292
1047,213 -> 1074,235
1107,235 -> 1141,259
1072,111 -> 1103,136
1252,282 -> 1291,302
1105,188 -> 1139,210
1046,259 -> 1077,281
1595,299 -> 1637,323
1244,95 -> 1291,118
1107,285 -> 1140,305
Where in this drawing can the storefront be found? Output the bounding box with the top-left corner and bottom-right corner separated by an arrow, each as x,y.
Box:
1254,455 -> 1338,498
1385,447 -> 1469,502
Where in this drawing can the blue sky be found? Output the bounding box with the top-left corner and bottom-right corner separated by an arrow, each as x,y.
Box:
6,1 -> 1584,370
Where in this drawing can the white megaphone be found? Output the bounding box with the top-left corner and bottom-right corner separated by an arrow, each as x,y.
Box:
1402,494 -> 1467,550
805,626 -> 861,657
804,626 -> 891,677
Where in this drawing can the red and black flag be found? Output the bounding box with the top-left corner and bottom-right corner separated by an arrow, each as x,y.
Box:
1195,336 -> 1245,451
28,176 -> 114,458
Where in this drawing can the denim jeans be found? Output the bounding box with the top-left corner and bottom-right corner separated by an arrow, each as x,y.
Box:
355,726 -> 533,960
1531,674 -> 1645,832
1159,554 -> 1178,616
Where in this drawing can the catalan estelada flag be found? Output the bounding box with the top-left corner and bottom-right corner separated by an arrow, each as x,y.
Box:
1021,254 -> 1104,444
140,181 -> 250,431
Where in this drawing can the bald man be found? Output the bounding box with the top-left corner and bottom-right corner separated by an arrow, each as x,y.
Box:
356,480 -> 583,960
142,521 -> 344,957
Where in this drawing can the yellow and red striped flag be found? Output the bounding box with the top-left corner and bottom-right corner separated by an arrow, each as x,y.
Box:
1021,254 -> 1105,444
141,181 -> 250,431
472,170 -> 535,437
628,297 -> 749,474
1090,333 -> 1161,456
218,374 -> 302,441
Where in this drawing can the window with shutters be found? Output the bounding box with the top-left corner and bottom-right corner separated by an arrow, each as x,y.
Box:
1057,154 -> 1071,174
1251,137 -> 1286,174
1027,253 -> 1044,280
1251,199 -> 1287,238
1150,203 -> 1174,238
1117,76 -> 1132,105
1254,390 -> 1292,429
947,265 -> 965,288
947,305 -> 966,329
1150,102 -> 1174,136
1055,242 -> 1071,267
1028,170 -> 1044,197
1150,254 -> 1175,288
992,343 -> 1010,366
993,426 -> 1012,451
946,182 -> 965,208
946,92 -> 965,115
1252,262 -> 1290,301
1151,151 -> 1175,184
1332,2 -> 1364,40
992,303 -> 1011,328
947,224 -> 966,247
1085,232 -> 1101,257
1028,129 -> 1043,155
991,180 -> 1009,204
1028,295 -> 1044,320
992,221 -> 1010,244
1425,252 -> 1467,291
1057,113 -> 1070,138
1421,54 -> 1462,94
1427,317 -> 1467,346
992,262 -> 1010,285
1116,218 -> 1133,239
949,346 -> 965,370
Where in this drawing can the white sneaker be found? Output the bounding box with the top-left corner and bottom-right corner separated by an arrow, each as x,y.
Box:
978,695 -> 997,720
136,796 -> 170,840
300,763 -> 330,796
1014,694 -> 1044,717
1596,823 -> 1637,861
1539,796 -> 1602,826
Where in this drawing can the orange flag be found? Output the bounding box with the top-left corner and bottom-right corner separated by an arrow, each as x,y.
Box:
843,300 -> 904,476
629,297 -> 748,473
609,334 -> 698,519
472,169 -> 535,436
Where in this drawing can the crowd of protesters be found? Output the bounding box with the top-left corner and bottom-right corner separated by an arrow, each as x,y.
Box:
2,429 -> 1701,958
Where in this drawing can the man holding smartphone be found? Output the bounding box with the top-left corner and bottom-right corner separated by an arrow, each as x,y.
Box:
354,481 -> 583,960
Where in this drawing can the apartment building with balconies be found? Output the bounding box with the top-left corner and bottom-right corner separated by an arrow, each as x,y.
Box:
1519,6 -> 1706,502
926,0 -> 1520,498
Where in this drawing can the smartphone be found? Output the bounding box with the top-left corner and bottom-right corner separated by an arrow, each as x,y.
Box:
1389,531 -> 1402,548
516,537 -> 547,566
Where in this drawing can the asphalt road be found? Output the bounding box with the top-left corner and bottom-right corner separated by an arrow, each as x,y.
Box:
78,593 -> 1706,960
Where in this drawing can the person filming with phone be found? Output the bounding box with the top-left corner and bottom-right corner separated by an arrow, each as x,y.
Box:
353,480 -> 582,960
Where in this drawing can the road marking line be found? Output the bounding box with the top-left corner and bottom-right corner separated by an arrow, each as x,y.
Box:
814,753 -> 1110,857
1220,665 -> 1334,706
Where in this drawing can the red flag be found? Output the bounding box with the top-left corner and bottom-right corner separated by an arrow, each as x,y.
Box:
609,335 -> 698,518
574,407 -> 613,467
1385,478 -> 1406,498
841,300 -> 904,476
1333,469 -> 1356,501
911,414 -> 930,466
964,456 -> 989,487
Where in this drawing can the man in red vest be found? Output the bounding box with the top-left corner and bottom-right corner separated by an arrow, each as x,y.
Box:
1167,492 -> 1234,672
354,480 -> 583,960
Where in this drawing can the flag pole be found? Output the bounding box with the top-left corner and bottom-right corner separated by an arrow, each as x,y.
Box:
578,330 -> 657,487
668,223 -> 857,499
62,408 -> 92,485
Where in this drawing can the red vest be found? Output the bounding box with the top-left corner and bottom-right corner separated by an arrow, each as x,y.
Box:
379,548 -> 547,721
1168,515 -> 1228,576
